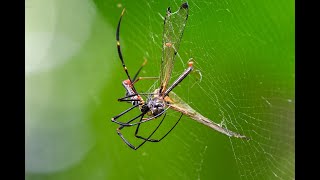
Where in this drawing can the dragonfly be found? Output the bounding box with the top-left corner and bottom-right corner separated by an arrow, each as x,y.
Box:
112,2 -> 249,150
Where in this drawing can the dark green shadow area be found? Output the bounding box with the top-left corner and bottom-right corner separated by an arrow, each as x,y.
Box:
26,0 -> 294,179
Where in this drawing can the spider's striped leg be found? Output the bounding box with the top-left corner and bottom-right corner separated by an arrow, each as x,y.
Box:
116,9 -> 131,80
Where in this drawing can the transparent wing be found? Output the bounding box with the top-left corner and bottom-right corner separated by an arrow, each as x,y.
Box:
166,92 -> 249,139
159,2 -> 189,94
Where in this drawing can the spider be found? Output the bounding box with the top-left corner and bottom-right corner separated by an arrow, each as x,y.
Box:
111,2 -> 249,150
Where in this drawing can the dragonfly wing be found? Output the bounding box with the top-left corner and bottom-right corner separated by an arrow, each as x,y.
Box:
165,91 -> 196,116
160,3 -> 189,94
167,92 -> 249,139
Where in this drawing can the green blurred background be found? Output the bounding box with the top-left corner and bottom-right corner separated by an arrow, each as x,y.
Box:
25,0 -> 294,179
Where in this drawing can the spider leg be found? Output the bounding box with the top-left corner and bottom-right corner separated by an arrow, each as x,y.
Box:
112,110 -> 144,126
121,107 -> 169,127
132,77 -> 159,85
134,113 -> 167,142
132,58 -> 147,82
117,99 -> 141,102
116,128 -> 136,149
117,113 -> 174,150
131,58 -> 159,84
135,113 -> 182,142
116,114 -> 147,150
117,93 -> 154,102
162,60 -> 194,97
111,103 -> 140,123
116,8 -> 137,93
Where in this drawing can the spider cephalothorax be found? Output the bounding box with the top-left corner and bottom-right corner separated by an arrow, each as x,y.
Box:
146,97 -> 166,116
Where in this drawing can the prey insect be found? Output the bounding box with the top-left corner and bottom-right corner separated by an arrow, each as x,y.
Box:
112,2 -> 249,150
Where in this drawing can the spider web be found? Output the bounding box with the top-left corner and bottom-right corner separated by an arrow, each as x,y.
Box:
118,0 -> 294,179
